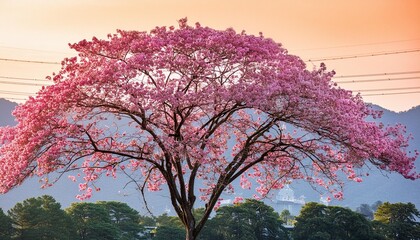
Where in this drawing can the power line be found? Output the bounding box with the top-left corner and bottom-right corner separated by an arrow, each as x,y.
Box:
1,47 -> 419,67
333,70 -> 420,79
2,89 -> 420,101
0,80 -> 51,86
0,96 -> 28,101
364,91 -> 420,96
0,45 -> 72,55
0,90 -> 36,96
3,37 -> 419,54
337,76 -> 420,84
357,86 -> 420,92
3,69 -> 420,82
0,76 -> 51,82
292,38 -> 420,51
1,46 -> 419,66
306,49 -> 420,62
1,71 -> 419,84
0,57 -> 60,65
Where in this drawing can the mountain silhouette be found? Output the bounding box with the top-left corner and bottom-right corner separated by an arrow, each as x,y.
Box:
0,98 -> 17,126
289,104 -> 420,209
0,98 -> 419,213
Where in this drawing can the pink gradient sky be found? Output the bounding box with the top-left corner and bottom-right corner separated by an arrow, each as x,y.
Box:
0,0 -> 419,111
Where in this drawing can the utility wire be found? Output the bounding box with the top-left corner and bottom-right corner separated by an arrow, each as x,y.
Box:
2,47 -> 420,65
2,70 -> 418,82
0,97 -> 28,101
0,80 -> 51,86
3,78 -> 419,91
364,91 -> 420,96
306,49 -> 420,62
0,45 -> 71,55
0,57 -> 60,65
2,73 -> 416,85
337,76 -> 420,84
357,86 -> 420,92
4,38 -> 419,53
2,89 -> 420,100
293,38 -> 420,51
3,86 -> 420,95
334,70 -> 420,78
0,76 -> 51,82
0,90 -> 36,96
2,71 -> 420,84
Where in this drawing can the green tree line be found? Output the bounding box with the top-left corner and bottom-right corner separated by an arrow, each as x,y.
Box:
1,195 -> 144,240
292,201 -> 420,240
0,195 -> 419,240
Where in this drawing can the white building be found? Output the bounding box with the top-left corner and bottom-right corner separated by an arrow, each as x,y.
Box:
272,184 -> 305,216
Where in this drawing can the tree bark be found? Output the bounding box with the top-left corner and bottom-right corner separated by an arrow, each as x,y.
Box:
183,207 -> 197,240
185,226 -> 196,240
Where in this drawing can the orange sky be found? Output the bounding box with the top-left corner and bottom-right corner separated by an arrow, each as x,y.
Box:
1,0 -> 419,111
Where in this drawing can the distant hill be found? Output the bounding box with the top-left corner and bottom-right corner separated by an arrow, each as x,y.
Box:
337,105 -> 420,208
0,98 -> 419,214
0,98 -> 17,126
290,104 -> 420,209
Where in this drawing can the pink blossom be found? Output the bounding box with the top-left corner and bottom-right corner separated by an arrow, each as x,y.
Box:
214,201 -> 222,211
68,175 -> 77,182
233,196 -> 244,204
0,19 -> 417,235
334,191 -> 344,200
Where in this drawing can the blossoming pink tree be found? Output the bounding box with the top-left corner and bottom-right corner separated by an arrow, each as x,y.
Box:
0,19 -> 418,240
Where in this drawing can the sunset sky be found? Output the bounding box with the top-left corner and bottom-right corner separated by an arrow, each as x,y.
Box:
1,0 -> 419,112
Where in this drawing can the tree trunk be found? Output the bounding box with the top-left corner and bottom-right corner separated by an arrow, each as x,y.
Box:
184,212 -> 197,240
185,227 -> 196,240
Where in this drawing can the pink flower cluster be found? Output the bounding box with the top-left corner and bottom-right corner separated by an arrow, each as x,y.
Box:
0,19 -> 417,208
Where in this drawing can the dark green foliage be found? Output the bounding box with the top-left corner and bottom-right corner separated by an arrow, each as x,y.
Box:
4,195 -> 420,240
208,204 -> 255,240
139,214 -> 156,227
199,199 -> 288,240
374,202 -> 420,240
292,202 -> 331,240
293,202 -> 376,240
7,195 -> 75,240
154,225 -> 185,240
66,202 -> 119,240
152,213 -> 185,239
155,212 -> 184,229
0,208 -> 13,240
196,216 -> 222,240
328,206 -> 375,239
138,215 -> 157,239
97,201 -> 143,240
6,197 -> 143,240
279,209 -> 294,226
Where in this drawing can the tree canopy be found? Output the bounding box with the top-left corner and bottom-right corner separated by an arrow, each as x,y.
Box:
96,201 -> 143,240
2,195 -> 420,240
0,208 -> 13,240
7,195 -> 75,240
203,199 -> 288,240
66,202 -> 120,240
293,202 -> 379,240
374,202 -> 420,239
0,18 -> 418,239
5,196 -> 146,240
